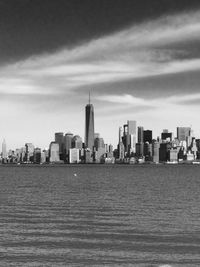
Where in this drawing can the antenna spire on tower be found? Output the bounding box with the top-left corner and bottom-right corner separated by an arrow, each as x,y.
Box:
89,90 -> 91,104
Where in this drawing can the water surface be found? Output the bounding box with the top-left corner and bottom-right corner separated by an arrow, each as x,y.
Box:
0,165 -> 200,266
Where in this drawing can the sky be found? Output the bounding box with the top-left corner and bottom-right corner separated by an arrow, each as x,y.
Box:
1,0 -> 200,150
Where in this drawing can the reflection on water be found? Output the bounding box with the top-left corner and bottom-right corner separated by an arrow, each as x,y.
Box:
0,165 -> 200,266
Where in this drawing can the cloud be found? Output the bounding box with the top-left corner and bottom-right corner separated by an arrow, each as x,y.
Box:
1,9 -> 200,98
97,92 -> 200,110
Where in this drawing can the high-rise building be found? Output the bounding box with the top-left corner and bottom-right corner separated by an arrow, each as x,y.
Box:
177,127 -> 191,142
161,129 -> 172,141
127,120 -> 136,154
93,134 -> 105,163
152,141 -> 160,163
190,138 -> 197,159
72,135 -> 83,150
159,143 -> 171,162
25,143 -> 34,162
40,151 -> 46,163
69,148 -> 80,163
2,139 -> 7,159
169,149 -> 178,162
64,132 -> 73,157
94,136 -> 105,151
118,127 -> 124,160
85,94 -> 94,151
136,142 -> 144,157
34,148 -> 41,163
138,126 -> 144,143
143,130 -> 152,144
55,132 -> 64,156
49,142 -> 60,162
144,142 -> 152,161
123,120 -> 136,155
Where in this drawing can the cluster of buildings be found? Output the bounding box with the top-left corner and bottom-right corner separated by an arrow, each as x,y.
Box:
1,99 -> 200,164
117,123 -> 200,164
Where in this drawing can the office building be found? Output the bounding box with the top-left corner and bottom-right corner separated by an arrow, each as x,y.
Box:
49,142 -> 60,162
85,94 -> 95,151
143,130 -> 152,144
69,148 -> 80,163
55,132 -> 64,157
118,127 -> 125,160
177,127 -> 191,142
64,132 -> 73,160
136,142 -> 144,157
25,143 -> 34,162
159,143 -> 171,162
138,126 -> 144,143
123,120 -> 136,156
190,138 -> 197,159
72,135 -> 83,150
84,149 -> 93,163
94,136 -> 105,151
144,142 -> 152,161
152,141 -> 160,163
40,151 -> 46,163
2,139 -> 7,159
169,149 -> 178,162
34,148 -> 41,163
161,130 -> 172,142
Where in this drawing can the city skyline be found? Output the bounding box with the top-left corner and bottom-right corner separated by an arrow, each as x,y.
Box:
1,1 -> 200,149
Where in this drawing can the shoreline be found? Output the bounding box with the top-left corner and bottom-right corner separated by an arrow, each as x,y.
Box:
0,162 -> 200,167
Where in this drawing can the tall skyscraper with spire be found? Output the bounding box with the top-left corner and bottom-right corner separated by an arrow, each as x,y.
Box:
85,92 -> 94,151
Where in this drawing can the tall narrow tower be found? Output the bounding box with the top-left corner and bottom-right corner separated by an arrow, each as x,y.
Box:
85,92 -> 94,151
2,139 -> 7,159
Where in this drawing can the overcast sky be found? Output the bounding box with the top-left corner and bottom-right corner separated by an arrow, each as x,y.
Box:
1,0 -> 200,150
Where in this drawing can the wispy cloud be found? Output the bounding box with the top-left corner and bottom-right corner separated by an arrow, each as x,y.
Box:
1,10 -> 200,98
97,93 -> 200,108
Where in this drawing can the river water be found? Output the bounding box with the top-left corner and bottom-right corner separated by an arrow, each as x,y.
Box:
0,165 -> 200,266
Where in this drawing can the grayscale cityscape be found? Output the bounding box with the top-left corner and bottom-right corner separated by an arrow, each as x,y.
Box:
1,96 -> 200,165
1,1 -> 200,266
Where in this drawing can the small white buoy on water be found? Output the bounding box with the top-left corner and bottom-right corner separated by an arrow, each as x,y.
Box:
74,173 -> 77,177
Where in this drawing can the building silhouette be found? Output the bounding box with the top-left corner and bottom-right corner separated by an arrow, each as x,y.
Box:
85,93 -> 94,151
55,132 -> 64,158
123,120 -> 136,156
161,129 -> 172,141
143,130 -> 152,144
138,126 -> 144,143
72,135 -> 83,150
177,127 -> 191,142
64,132 -> 73,162
2,139 -> 7,160
25,143 -> 34,162
118,127 -> 125,160
49,142 -> 60,162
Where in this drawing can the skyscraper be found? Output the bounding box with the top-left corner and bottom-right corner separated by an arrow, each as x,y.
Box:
49,142 -> 60,162
177,127 -> 191,142
55,132 -> 64,155
143,130 -> 152,144
85,93 -> 94,151
118,127 -> 124,160
123,120 -> 136,156
2,139 -> 7,159
161,129 -> 172,141
72,135 -> 83,150
64,132 -> 73,162
25,143 -> 34,162
138,126 -> 144,143
127,120 -> 137,154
